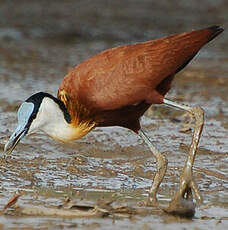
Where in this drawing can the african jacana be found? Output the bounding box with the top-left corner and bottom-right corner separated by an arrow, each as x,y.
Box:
4,26 -> 223,212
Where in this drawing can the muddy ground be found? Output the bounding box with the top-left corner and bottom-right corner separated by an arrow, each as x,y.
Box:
0,0 -> 227,229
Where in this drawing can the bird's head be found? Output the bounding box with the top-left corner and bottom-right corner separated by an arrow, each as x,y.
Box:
4,92 -> 72,154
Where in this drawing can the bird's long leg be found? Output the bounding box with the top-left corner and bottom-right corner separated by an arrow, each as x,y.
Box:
138,129 -> 168,205
163,98 -> 204,212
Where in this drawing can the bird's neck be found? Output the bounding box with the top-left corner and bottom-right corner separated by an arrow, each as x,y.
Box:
39,97 -> 95,142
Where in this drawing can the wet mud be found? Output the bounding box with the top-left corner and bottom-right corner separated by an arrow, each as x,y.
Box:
0,0 -> 228,229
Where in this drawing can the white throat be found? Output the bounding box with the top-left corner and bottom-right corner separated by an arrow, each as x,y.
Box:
29,97 -> 74,141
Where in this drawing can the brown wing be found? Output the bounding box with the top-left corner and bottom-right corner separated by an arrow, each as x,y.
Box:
58,26 -> 223,111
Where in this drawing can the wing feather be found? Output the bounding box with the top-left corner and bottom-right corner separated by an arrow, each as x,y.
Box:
58,26 -> 223,111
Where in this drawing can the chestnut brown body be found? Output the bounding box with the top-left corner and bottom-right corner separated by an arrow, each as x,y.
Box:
58,26 -> 223,132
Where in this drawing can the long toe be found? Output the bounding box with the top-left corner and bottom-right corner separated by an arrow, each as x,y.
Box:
163,176 -> 202,218
190,179 -> 203,204
164,194 -> 195,218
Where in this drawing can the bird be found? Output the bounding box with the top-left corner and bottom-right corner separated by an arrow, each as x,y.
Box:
4,26 -> 223,214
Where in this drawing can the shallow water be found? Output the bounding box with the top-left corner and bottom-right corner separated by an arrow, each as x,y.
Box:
0,0 -> 228,229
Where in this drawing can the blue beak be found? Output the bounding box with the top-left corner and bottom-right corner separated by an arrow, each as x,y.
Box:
4,124 -> 28,154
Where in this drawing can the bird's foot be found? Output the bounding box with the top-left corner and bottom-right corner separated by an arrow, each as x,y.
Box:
139,196 -> 159,207
164,192 -> 196,218
164,168 -> 202,218
146,194 -> 159,207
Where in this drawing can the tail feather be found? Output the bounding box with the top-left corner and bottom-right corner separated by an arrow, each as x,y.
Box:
206,25 -> 224,43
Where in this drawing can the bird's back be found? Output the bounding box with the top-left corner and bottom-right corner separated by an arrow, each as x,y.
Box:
58,26 -> 223,112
